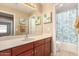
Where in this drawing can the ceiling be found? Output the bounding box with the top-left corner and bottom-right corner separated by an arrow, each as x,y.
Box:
55,3 -> 78,13
0,3 -> 37,14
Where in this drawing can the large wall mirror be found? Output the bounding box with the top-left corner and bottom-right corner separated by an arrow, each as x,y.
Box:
0,12 -> 14,37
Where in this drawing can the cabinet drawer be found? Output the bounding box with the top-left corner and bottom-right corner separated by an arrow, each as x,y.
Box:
12,42 -> 33,56
0,49 -> 11,56
33,39 -> 45,47
18,49 -> 33,56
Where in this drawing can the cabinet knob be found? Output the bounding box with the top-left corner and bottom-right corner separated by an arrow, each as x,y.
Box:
35,50 -> 37,53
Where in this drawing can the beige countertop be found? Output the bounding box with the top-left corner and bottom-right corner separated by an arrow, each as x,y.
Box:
0,34 -> 52,51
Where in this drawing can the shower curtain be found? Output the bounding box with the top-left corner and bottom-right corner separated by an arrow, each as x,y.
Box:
56,8 -> 78,55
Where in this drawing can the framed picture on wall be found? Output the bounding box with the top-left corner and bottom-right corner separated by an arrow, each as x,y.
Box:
35,16 -> 41,25
19,19 -> 26,24
19,19 -> 27,33
43,12 -> 52,24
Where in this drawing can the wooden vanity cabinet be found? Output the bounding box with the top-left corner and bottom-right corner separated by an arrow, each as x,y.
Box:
44,40 -> 51,56
0,37 -> 52,56
12,42 -> 33,56
33,40 -> 45,56
33,37 -> 52,56
34,44 -> 45,56
18,49 -> 34,56
0,49 -> 11,56
44,37 -> 52,56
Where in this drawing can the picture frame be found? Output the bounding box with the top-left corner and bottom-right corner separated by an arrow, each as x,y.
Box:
18,19 -> 28,33
43,12 -> 52,24
35,16 -> 41,25
19,19 -> 26,25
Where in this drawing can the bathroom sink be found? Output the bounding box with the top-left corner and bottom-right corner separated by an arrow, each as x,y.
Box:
0,36 -> 34,51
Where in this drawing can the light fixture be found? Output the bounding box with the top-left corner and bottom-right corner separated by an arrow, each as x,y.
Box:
24,3 -> 37,9
55,3 -> 63,8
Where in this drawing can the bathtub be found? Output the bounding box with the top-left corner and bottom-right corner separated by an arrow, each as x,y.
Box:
56,41 -> 78,56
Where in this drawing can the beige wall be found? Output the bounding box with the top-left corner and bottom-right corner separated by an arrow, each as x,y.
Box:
30,3 -> 54,35
52,5 -> 56,55
0,4 -> 30,35
42,4 -> 53,34
29,6 -> 43,35
33,11 -> 43,35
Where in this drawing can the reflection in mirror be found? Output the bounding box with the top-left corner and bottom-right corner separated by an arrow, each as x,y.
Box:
16,19 -> 29,35
29,16 -> 36,35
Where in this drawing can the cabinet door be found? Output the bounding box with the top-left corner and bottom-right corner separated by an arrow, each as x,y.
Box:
34,45 -> 44,56
18,49 -> 33,56
44,42 -> 51,56
42,45 -> 45,56
12,43 -> 33,56
34,39 -> 45,47
0,49 -> 11,56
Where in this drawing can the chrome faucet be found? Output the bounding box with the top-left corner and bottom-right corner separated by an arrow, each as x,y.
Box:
24,31 -> 29,40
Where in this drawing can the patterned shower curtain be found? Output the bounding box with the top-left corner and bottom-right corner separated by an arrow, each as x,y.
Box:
56,9 -> 78,45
